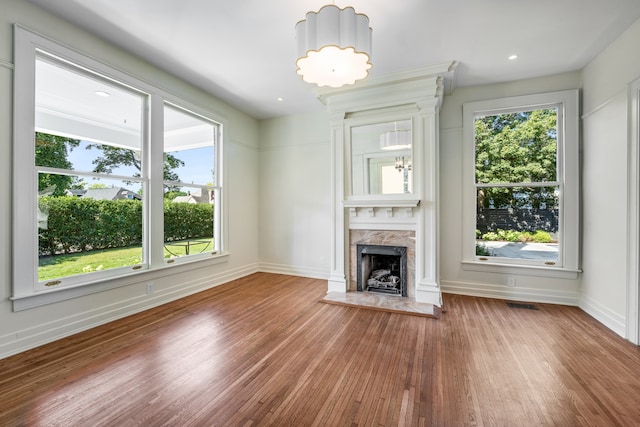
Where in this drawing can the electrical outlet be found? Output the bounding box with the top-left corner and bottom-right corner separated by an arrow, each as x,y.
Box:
146,282 -> 154,294
507,276 -> 516,287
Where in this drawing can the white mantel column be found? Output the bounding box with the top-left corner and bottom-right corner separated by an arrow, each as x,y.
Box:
414,98 -> 442,306
328,112 -> 348,292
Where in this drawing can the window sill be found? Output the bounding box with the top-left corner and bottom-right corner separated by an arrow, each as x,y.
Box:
11,252 -> 230,311
461,259 -> 581,279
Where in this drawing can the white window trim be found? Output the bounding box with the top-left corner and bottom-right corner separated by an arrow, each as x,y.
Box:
159,101 -> 224,266
626,78 -> 640,345
12,26 -> 228,310
461,90 -> 580,279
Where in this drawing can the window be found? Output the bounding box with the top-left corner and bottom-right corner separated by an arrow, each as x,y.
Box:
462,91 -> 579,278
34,55 -> 146,286
13,27 -> 224,308
163,104 -> 220,260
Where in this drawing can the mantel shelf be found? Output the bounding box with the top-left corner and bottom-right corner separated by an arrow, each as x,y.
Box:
343,199 -> 421,208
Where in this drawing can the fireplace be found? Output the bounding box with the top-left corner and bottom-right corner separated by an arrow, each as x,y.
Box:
321,66 -> 452,307
356,244 -> 407,296
349,229 -> 416,298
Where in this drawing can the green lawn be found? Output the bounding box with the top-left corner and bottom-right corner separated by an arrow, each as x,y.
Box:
38,239 -> 214,281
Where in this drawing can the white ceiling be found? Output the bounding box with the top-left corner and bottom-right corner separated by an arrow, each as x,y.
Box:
26,0 -> 640,120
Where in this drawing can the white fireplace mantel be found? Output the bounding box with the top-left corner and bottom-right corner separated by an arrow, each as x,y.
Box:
343,199 -> 421,208
319,62 -> 457,307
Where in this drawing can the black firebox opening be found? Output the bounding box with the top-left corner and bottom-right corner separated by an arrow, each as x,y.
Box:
356,244 -> 407,297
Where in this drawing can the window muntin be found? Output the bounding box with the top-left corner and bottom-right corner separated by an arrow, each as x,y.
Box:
462,91 -> 579,275
163,104 -> 219,260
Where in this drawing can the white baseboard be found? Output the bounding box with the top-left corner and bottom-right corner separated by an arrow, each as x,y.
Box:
0,263 -> 258,359
441,279 -> 580,306
258,262 -> 329,280
579,294 -> 626,338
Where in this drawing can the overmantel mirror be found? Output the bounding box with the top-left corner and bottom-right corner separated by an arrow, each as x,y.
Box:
349,119 -> 413,196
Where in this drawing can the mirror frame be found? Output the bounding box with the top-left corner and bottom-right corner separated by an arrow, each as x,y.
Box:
345,108 -> 421,203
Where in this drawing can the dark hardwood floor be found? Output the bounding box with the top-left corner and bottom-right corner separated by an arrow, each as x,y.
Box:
1,273 -> 639,426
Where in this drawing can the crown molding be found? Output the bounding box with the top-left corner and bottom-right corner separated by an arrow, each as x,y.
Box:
316,61 -> 458,114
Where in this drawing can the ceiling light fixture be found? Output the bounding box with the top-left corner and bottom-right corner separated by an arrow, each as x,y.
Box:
295,5 -> 372,88
508,54 -> 518,60
95,90 -> 110,97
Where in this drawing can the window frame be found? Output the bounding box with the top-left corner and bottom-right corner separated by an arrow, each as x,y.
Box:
161,101 -> 222,264
33,53 -> 149,289
461,90 -> 580,279
12,26 -> 227,310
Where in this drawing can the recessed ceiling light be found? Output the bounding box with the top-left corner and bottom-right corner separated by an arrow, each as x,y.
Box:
277,97 -> 284,102
508,54 -> 519,61
95,90 -> 110,97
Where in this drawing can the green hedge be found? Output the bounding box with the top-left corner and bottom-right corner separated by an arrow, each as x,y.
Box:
38,197 -> 213,256
479,228 -> 554,243
163,200 -> 214,242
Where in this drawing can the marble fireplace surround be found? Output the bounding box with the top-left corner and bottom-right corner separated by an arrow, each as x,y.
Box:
350,230 -> 415,298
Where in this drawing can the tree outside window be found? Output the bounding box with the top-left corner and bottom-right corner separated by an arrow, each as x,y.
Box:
473,108 -> 559,261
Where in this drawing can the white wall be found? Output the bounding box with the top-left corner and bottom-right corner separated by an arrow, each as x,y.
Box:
580,18 -> 640,338
438,73 -> 584,305
258,112 -> 331,279
0,0 -> 260,358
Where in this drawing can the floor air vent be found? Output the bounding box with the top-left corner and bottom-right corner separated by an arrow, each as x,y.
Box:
506,302 -> 538,310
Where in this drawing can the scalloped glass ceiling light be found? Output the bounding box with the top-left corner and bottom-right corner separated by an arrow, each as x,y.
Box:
295,5 -> 372,88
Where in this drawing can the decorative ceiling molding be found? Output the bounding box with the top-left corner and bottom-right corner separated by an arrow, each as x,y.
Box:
316,62 -> 458,114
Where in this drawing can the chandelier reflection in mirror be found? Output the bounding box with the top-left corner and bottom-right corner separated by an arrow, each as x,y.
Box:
380,128 -> 411,151
381,124 -> 412,173
295,5 -> 372,88
379,123 -> 412,193
395,156 -> 412,172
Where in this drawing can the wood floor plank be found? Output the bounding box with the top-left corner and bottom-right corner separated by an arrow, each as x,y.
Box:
1,273 -> 640,426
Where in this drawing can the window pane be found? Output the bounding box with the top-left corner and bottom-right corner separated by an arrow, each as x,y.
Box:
38,175 -> 143,282
475,108 -> 557,184
163,105 -> 216,259
34,56 -> 146,284
164,104 -> 216,185
475,186 -> 558,262
35,57 -> 144,178
163,185 -> 214,259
